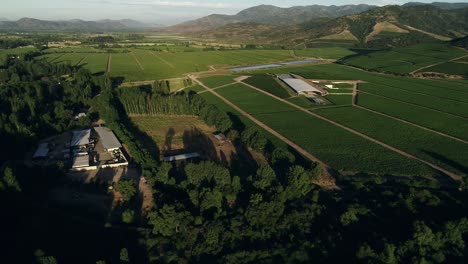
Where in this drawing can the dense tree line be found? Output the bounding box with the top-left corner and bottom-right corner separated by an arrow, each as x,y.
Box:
118,87 -> 232,132
0,54 -> 103,163
0,38 -> 32,49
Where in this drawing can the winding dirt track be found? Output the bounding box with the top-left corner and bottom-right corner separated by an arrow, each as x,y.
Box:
236,79 -> 462,181
106,54 -> 112,73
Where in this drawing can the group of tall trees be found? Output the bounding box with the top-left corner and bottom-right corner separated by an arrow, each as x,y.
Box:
0,52 -> 103,163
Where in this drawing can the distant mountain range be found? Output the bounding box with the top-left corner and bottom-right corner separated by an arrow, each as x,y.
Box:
402,2 -> 468,9
171,3 -> 468,48
166,4 -> 378,32
0,18 -> 160,32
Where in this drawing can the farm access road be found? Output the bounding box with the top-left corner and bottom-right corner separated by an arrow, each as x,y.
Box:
235,77 -> 462,181
188,74 -> 337,188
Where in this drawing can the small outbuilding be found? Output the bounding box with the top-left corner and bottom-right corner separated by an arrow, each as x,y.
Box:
164,152 -> 200,162
94,126 -> 122,152
33,143 -> 49,159
71,155 -> 90,169
71,129 -> 91,147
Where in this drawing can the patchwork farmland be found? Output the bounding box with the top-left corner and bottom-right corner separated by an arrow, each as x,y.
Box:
33,42 -> 468,181
191,60 -> 468,180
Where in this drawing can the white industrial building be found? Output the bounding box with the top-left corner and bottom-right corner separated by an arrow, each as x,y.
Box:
94,127 -> 122,152
277,74 -> 325,96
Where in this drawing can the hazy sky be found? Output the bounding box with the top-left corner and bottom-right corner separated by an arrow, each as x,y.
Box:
0,0 -> 463,25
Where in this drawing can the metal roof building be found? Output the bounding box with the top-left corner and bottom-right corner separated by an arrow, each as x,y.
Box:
164,152 -> 200,162
280,77 -> 324,95
33,143 -> 49,158
94,127 -> 122,151
71,155 -> 89,168
71,129 -> 91,147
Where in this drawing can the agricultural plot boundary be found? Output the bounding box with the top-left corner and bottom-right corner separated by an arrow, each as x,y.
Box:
234,78 -> 461,180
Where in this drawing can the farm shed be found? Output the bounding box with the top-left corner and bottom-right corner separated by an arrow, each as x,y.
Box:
94,126 -> 122,152
164,152 -> 200,162
33,143 -> 49,158
280,77 -> 324,95
71,129 -> 91,147
71,155 -> 89,168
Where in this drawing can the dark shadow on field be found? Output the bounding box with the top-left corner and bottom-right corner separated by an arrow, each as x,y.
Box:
422,150 -> 468,175
111,76 -> 125,87
182,127 -> 218,161
164,128 -> 175,152
230,138 -> 259,179
227,112 -> 246,131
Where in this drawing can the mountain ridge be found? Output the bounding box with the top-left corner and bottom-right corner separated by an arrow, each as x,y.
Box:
166,4 -> 378,32
0,17 -> 160,31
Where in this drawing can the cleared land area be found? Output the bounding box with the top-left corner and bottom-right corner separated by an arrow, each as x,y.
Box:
342,44 -> 467,74
213,82 -> 435,176
130,115 -> 216,151
315,107 -> 468,176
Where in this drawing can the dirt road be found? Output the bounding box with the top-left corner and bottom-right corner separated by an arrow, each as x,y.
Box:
131,52 -> 144,70
189,75 -> 336,186
107,54 -> 112,73
410,54 -> 468,74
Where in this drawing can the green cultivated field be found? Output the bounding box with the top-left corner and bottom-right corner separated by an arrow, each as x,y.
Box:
419,62 -> 468,76
325,95 -> 353,106
243,74 -> 292,98
37,48 -> 294,81
294,47 -> 356,59
199,75 -> 236,88
214,83 -> 435,176
358,93 -> 468,141
315,107 -> 468,176
0,47 -> 36,63
198,91 -> 287,148
342,44 -> 467,73
359,83 -> 468,118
